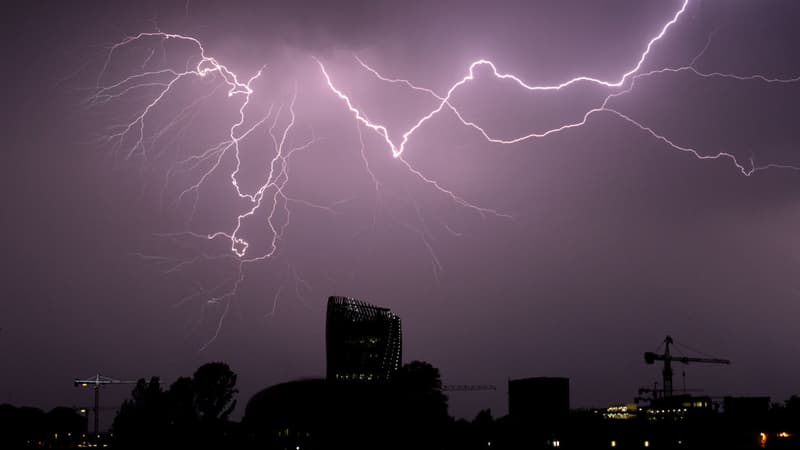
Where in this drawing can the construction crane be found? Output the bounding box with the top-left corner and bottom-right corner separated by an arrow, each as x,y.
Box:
644,335 -> 730,398
74,373 -> 138,435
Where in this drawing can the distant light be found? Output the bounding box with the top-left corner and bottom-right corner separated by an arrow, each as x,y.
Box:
610,440 -> 617,448
778,431 -> 791,438
644,440 -> 650,448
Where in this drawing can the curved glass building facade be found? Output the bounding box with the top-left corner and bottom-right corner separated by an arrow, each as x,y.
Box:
326,296 -> 402,382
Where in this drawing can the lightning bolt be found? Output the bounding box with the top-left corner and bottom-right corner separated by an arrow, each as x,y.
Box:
318,0 -> 799,179
94,31 -> 327,349
92,0 -> 800,349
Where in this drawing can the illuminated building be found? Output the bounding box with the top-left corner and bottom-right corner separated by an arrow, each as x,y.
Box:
604,403 -> 638,420
644,395 -> 713,422
326,296 -> 402,382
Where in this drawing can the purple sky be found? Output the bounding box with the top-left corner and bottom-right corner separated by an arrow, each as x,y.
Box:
2,0 -> 800,426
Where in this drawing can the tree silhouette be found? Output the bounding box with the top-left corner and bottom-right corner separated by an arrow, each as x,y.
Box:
394,360 -> 449,419
0,405 -> 45,448
46,406 -> 87,434
166,376 -> 197,439
192,362 -> 238,423
111,363 -> 239,447
390,360 -> 449,449
112,377 -> 166,447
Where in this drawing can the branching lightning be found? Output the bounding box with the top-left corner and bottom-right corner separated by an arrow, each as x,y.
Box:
320,0 -> 799,179
92,0 -> 800,349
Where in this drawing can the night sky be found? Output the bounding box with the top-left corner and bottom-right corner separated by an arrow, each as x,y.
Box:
2,0 -> 800,427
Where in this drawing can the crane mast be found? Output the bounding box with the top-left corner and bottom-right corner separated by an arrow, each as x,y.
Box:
74,373 -> 138,436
